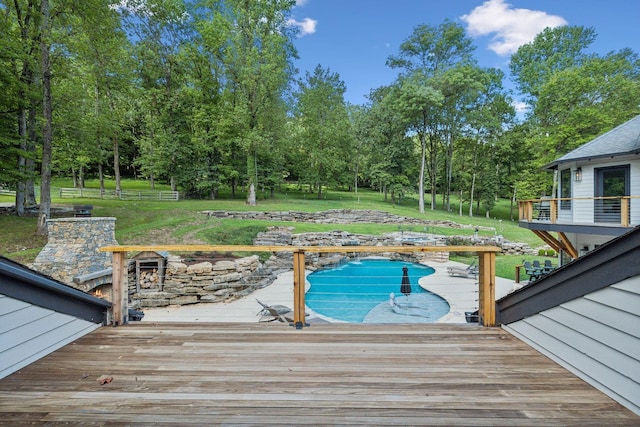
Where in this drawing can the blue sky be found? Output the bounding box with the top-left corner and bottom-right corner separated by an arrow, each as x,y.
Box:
288,0 -> 640,108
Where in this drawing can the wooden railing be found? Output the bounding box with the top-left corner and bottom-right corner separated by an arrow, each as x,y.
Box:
59,187 -> 179,201
519,196 -> 637,227
100,244 -> 500,328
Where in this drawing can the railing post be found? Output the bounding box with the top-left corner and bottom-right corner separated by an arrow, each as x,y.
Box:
478,251 -> 496,326
292,250 -> 307,329
112,251 -> 128,326
621,197 -> 629,227
550,199 -> 557,224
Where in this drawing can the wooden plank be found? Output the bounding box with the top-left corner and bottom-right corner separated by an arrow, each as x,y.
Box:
99,244 -> 500,253
293,250 -> 306,328
0,323 -> 636,425
111,251 -> 126,326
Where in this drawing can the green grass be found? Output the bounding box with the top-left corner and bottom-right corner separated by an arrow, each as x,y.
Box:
1,180 -> 548,276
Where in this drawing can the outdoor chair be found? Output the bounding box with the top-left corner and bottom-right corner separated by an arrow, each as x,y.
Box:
523,261 -> 542,282
543,259 -> 555,274
256,299 -> 294,323
446,261 -> 479,279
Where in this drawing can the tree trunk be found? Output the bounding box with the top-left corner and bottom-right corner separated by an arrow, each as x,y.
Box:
418,136 -> 426,214
36,0 -> 52,236
99,164 -> 105,197
247,183 -> 256,206
16,109 -> 27,216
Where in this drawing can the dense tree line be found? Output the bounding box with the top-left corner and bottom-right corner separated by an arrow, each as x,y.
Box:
1,1 -> 639,233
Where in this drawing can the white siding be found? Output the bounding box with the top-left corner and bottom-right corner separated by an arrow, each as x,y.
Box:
503,276 -> 640,416
0,295 -> 100,379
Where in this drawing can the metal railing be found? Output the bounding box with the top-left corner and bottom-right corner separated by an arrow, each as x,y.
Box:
519,196 -> 638,227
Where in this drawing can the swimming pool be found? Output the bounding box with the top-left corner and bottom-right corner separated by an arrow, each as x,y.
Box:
306,259 -> 450,323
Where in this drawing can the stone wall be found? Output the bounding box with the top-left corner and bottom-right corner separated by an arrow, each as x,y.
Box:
129,255 -> 270,308
205,209 -> 494,231
32,217 -> 118,284
255,228 -> 450,272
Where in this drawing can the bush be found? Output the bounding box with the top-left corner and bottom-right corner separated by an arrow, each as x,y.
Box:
538,249 -> 546,256
546,249 -> 556,257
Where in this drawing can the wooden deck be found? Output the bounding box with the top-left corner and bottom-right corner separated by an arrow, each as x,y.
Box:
0,323 -> 637,426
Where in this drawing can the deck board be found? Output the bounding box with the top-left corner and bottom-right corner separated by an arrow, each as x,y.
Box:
0,323 -> 637,425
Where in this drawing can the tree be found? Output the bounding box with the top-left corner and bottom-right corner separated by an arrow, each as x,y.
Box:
293,65 -> 352,199
387,21 -> 475,213
510,25 -> 597,103
207,0 -> 297,205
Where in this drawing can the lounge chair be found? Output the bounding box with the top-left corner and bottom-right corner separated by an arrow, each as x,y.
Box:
256,299 -> 294,323
543,259 -> 555,274
446,261 -> 479,278
389,293 -> 430,318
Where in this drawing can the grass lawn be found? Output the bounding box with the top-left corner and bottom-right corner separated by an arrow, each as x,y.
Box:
1,180 -> 547,279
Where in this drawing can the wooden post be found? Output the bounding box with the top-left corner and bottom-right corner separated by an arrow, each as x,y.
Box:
621,197 -> 629,227
292,250 -> 307,329
478,251 -> 496,326
112,251 -> 127,326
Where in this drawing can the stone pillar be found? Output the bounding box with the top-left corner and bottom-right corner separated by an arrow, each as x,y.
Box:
32,217 -> 118,285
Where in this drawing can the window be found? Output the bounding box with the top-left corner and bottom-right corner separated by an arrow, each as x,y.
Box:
560,168 -> 571,210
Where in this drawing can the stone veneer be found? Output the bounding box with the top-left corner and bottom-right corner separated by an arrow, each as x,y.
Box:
130,255 -> 263,308
32,217 -> 118,285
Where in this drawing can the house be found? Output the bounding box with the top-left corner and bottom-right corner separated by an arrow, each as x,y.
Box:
496,226 -> 640,415
519,114 -> 640,261
0,255 -> 111,379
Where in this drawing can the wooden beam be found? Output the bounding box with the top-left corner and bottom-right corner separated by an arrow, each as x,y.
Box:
559,232 -> 578,259
532,230 -> 562,253
111,251 -> 127,326
478,252 -> 496,326
100,244 -> 500,254
292,251 -> 307,329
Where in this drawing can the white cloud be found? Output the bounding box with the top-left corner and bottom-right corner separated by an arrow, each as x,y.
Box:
512,100 -> 529,114
461,0 -> 567,56
287,17 -> 317,37
295,0 -> 309,6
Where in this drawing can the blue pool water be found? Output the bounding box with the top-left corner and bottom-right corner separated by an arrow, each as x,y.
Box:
306,259 -> 449,322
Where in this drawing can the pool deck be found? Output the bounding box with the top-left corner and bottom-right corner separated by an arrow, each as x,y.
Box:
141,260 -> 517,324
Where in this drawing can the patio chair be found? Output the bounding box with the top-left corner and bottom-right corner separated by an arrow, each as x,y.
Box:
543,259 -> 555,274
523,261 -> 542,282
256,299 -> 294,323
446,261 -> 479,279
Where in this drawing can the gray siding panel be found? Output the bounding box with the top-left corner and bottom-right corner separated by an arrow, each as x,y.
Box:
503,276 -> 640,416
0,295 -> 100,379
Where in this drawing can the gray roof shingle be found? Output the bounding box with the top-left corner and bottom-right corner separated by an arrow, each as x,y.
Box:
546,115 -> 640,169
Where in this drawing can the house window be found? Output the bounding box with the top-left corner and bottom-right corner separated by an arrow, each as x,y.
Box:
560,168 -> 571,210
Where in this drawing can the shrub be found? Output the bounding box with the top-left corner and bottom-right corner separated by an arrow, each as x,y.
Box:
546,249 -> 556,257
538,249 -> 546,256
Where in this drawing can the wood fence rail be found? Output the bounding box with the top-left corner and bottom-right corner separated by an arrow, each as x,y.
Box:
100,244 -> 500,328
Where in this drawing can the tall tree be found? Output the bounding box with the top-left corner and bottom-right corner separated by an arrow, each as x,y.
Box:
293,65 -> 352,199
387,21 -> 475,213
211,0 -> 297,205
510,25 -> 596,104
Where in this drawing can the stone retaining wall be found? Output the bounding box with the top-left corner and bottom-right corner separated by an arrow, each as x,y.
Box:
204,209 -> 494,231
128,255 -> 274,308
